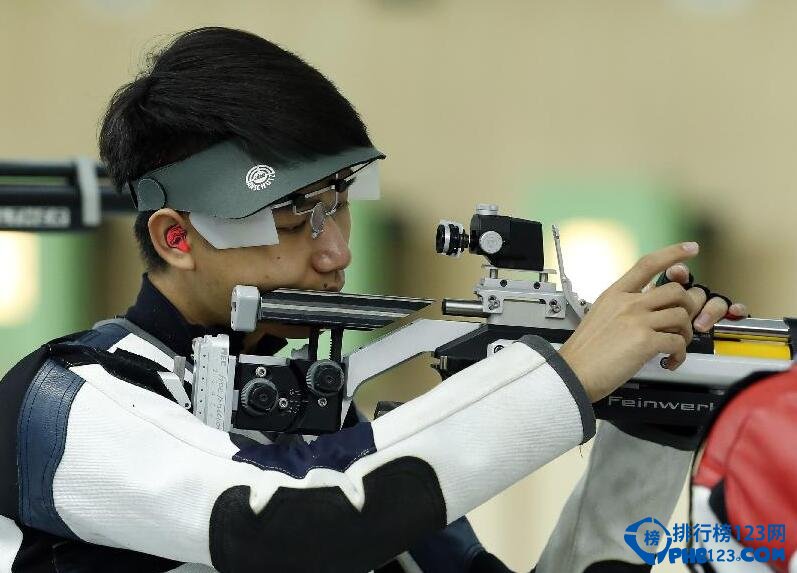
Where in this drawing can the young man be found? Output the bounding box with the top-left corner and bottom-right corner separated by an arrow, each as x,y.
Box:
0,27 -> 744,572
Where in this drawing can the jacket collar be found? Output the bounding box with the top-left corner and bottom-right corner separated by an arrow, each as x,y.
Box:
124,274 -> 287,360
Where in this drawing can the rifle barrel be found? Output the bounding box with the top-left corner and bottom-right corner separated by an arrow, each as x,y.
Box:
714,318 -> 790,341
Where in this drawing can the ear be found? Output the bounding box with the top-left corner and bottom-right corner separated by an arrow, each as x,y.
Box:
148,209 -> 196,271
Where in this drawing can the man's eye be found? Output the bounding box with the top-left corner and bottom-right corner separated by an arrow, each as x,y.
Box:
278,220 -> 305,233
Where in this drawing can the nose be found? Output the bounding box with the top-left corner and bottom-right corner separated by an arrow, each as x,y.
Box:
310,214 -> 351,274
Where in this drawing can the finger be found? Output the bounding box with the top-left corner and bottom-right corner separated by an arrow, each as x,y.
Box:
648,307 -> 693,342
643,262 -> 691,293
727,302 -> 748,318
654,332 -> 688,370
693,296 -> 730,332
611,242 -> 700,293
665,263 -> 691,285
641,282 -> 696,315
686,286 -> 708,320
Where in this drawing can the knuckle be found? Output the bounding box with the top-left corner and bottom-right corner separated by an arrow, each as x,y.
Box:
678,290 -> 693,309
669,281 -> 687,295
661,281 -> 680,296
710,296 -> 729,312
613,291 -> 630,307
643,336 -> 657,355
636,254 -> 656,275
633,325 -> 651,347
690,286 -> 708,304
629,295 -> 647,313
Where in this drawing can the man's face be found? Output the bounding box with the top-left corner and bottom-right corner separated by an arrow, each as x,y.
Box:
183,176 -> 353,333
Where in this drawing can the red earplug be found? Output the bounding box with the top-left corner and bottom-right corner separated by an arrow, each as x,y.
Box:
165,225 -> 190,253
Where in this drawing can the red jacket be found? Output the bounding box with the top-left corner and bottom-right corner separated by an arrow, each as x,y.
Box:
692,366 -> 797,572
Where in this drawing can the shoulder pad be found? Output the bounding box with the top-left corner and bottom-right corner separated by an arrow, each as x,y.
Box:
48,342 -> 175,402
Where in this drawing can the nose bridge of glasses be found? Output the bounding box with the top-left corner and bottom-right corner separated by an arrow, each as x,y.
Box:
294,185 -> 339,213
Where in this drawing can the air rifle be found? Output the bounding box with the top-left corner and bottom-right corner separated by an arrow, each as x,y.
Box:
187,204 -> 795,435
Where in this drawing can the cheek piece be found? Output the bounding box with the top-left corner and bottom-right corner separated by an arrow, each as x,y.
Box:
166,224 -> 191,253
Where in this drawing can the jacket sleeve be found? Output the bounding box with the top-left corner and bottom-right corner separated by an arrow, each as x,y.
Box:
402,515 -> 513,573
533,422 -> 693,573
17,335 -> 594,573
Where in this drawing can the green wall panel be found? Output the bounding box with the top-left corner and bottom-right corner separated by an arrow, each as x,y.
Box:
0,232 -> 94,375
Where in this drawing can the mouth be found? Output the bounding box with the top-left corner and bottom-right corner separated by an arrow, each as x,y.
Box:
257,274 -> 345,294
258,283 -> 344,294
318,283 -> 344,293
318,273 -> 345,292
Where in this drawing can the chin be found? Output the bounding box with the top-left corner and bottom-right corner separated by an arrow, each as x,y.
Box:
308,280 -> 345,293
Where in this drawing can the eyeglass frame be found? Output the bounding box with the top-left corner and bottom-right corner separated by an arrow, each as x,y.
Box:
268,163 -> 368,238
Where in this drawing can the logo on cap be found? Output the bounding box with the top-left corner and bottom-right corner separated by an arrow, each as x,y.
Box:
245,165 -> 276,191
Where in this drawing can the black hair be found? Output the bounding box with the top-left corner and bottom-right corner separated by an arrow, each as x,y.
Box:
99,27 -> 373,271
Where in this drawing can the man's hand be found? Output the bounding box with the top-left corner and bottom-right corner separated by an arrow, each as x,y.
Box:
559,242 -> 701,402
658,262 -> 747,332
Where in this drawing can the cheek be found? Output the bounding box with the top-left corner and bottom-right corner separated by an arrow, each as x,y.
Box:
196,250 -> 237,297
336,210 -> 352,241
223,243 -> 311,290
